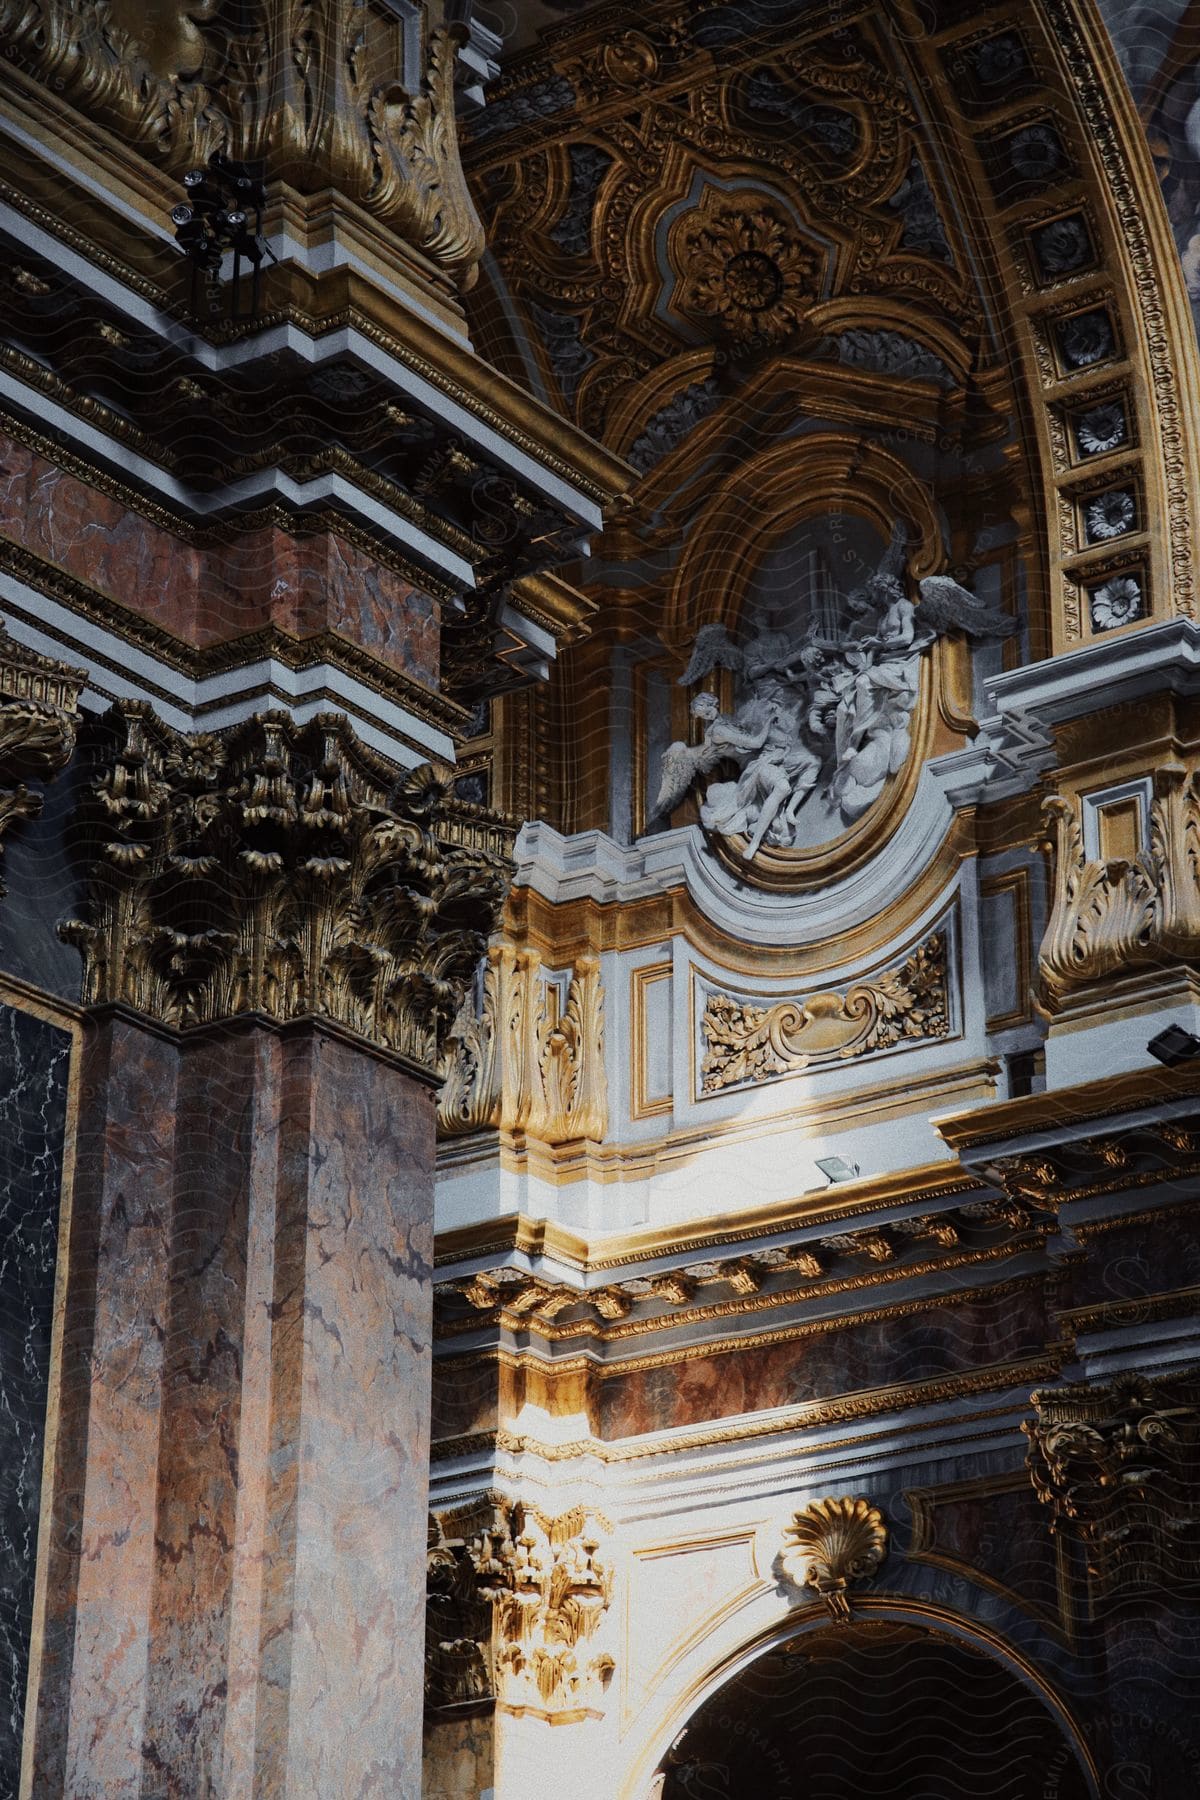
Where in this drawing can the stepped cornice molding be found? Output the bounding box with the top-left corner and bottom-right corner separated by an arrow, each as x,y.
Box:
0,556 -> 465,769
0,194 -> 632,519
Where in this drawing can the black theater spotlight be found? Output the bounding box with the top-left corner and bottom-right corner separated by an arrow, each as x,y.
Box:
1147,1023 -> 1200,1067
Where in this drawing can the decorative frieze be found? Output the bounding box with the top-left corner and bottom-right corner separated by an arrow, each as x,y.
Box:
61,703 -> 513,1073
438,940 -> 607,1143
1040,774 -> 1200,1009
435,1198 -> 1032,1339
0,629 -> 84,893
426,1498 -> 614,1720
780,1496 -> 888,1624
1,2 -> 485,287
699,929 -> 951,1095
1024,1370 -> 1200,1596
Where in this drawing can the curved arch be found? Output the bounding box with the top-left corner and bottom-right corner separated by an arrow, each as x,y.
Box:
664,431 -> 945,650
621,1597 -> 1101,1800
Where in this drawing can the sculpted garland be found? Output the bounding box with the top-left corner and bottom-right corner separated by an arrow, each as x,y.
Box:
656,524 -> 1015,859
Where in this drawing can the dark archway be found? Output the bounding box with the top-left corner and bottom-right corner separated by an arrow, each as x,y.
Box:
658,1621 -> 1092,1800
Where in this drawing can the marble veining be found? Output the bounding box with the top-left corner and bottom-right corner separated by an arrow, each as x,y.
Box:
0,1001 -> 70,1799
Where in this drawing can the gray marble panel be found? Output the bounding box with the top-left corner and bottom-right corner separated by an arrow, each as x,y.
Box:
0,1001 -> 70,1797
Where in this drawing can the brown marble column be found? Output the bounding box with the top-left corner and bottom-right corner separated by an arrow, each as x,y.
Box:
27,704 -> 513,1798
32,1015 -> 436,1799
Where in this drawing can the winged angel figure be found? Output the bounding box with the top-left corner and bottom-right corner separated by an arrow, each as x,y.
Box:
656,523 -> 1015,859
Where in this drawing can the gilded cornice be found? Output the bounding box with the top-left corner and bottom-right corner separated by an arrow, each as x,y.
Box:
434,1161 -> 990,1275
936,1062 -> 1200,1153
61,703 -> 515,1072
436,1232 -> 1049,1349
1057,1282 -> 1200,1338
436,1266 -> 1057,1362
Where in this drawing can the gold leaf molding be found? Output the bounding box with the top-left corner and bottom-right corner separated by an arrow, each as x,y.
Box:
700,929 -> 951,1094
438,939 -> 607,1143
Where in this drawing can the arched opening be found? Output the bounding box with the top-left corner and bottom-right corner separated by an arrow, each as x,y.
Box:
655,1620 -> 1093,1800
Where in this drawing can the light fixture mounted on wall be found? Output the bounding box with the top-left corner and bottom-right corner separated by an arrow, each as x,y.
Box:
815,1155 -> 860,1185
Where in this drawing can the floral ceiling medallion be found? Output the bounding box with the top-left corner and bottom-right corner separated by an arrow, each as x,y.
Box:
670,192 -> 818,349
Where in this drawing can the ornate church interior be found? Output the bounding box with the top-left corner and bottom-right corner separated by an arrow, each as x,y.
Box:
0,0 -> 1198,1795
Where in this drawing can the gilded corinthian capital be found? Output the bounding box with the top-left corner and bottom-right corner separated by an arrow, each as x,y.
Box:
61,703 -> 515,1073
0,629 -> 84,895
1,1 -> 486,287
1024,1371 -> 1200,1596
427,1497 -> 615,1720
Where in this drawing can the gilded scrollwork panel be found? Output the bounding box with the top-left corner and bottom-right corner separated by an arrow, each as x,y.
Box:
695,924 -> 954,1099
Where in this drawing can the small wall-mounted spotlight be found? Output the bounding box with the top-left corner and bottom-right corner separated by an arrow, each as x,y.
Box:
815,1155 -> 860,1185
1148,1024 -> 1200,1067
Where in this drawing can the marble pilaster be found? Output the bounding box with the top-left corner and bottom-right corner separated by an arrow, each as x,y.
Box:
29,1012 -> 436,1799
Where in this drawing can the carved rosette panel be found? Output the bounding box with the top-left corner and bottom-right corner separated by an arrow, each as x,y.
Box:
780,1497 -> 888,1624
699,929 -> 950,1095
0,2 -> 484,285
1024,1371 -> 1200,1597
1039,779 -> 1200,1009
0,630 -> 84,893
61,703 -> 514,1073
438,940 -> 607,1142
426,1498 -> 615,1720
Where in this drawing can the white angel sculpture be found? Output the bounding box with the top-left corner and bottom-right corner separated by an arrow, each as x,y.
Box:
656,522 -> 1016,857
653,692 -> 772,821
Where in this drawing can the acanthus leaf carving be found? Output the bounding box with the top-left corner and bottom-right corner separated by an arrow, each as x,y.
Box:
780,1496 -> 888,1624
5,3 -> 485,287
0,628 -> 85,896
1039,771 -> 1200,1009
61,703 -> 514,1072
426,1498 -> 615,1719
1024,1370 -> 1200,1597
438,940 -> 607,1142
699,927 -> 950,1095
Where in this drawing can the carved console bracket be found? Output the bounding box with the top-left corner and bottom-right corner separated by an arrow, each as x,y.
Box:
0,3 -> 485,287
699,926 -> 951,1095
1024,1370 -> 1200,1597
438,939 -> 607,1142
780,1496 -> 888,1625
0,628 -> 84,894
61,702 -> 514,1074
427,1496 -> 615,1720
1040,775 -> 1200,1012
